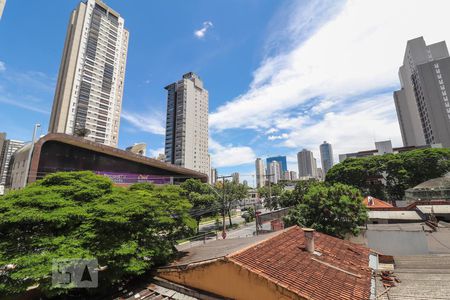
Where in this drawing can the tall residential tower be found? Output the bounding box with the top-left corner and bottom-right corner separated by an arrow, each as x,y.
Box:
0,0 -> 6,20
394,37 -> 450,147
49,0 -> 129,147
255,158 -> 265,188
164,72 -> 209,176
297,149 -> 317,178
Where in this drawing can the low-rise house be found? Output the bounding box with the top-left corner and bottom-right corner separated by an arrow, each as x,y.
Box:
158,226 -> 375,300
363,196 -> 393,209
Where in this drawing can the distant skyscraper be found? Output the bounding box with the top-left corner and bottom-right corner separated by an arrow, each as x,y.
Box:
49,0 -> 129,147
126,143 -> 146,156
232,172 -> 240,184
317,168 -> 324,181
255,158 -> 265,188
0,133 -> 24,195
0,0 -> 6,20
297,149 -> 317,178
394,37 -> 450,147
319,141 -> 334,175
268,161 -> 282,184
210,168 -> 217,185
289,171 -> 298,180
266,156 -> 287,173
165,72 -> 209,175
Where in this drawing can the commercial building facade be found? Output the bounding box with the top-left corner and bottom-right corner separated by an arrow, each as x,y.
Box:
0,133 -> 25,195
255,158 -> 265,188
5,133 -> 207,192
164,72 -> 209,176
394,37 -> 450,147
319,141 -> 333,175
49,0 -> 129,147
297,149 -> 317,178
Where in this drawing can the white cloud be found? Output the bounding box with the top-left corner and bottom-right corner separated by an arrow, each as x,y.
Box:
268,133 -> 289,141
265,127 -> 278,134
210,0 -> 450,137
0,61 -> 5,72
121,111 -> 165,135
210,138 -> 256,168
194,21 -> 213,39
283,93 -> 402,163
148,147 -> 164,158
209,0 -> 450,159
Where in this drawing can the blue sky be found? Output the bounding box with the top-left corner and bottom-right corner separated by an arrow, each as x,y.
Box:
1,0 -> 450,186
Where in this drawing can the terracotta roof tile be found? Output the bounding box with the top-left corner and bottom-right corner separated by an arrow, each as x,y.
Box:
228,226 -> 372,300
363,196 -> 393,209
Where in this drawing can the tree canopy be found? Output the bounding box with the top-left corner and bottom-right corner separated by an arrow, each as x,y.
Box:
326,148 -> 450,200
215,181 -> 248,226
180,179 -> 218,233
284,182 -> 367,238
0,171 -> 194,297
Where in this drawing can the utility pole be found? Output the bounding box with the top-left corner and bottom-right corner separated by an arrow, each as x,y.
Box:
217,175 -> 233,239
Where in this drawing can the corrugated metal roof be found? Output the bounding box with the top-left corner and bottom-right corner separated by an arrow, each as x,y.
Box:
416,205 -> 450,214
368,210 -> 422,220
376,255 -> 450,300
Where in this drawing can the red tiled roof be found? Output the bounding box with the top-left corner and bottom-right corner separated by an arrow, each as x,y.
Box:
228,226 -> 372,300
363,196 -> 393,209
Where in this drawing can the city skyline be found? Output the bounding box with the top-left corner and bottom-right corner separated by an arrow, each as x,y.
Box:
2,0 -> 450,185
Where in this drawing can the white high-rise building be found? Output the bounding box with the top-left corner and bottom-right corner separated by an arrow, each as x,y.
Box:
268,160 -> 282,184
394,37 -> 450,147
0,133 -> 24,195
297,149 -> 318,178
164,72 -> 209,175
49,0 -> 129,147
0,0 -> 6,20
290,171 -> 298,180
255,158 -> 265,188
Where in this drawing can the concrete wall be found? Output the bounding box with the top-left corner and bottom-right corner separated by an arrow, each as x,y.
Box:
159,259 -> 302,300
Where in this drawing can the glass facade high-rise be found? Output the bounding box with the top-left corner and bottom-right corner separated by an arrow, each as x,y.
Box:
164,72 -> 209,176
394,37 -> 450,147
49,0 -> 129,147
266,156 -> 287,173
319,141 -> 334,175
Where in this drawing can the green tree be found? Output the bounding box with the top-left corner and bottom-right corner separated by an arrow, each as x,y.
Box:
215,181 -> 248,226
279,180 -> 318,208
284,183 -> 368,238
0,171 -> 194,297
326,148 -> 450,201
257,184 -> 283,210
180,179 -> 218,233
